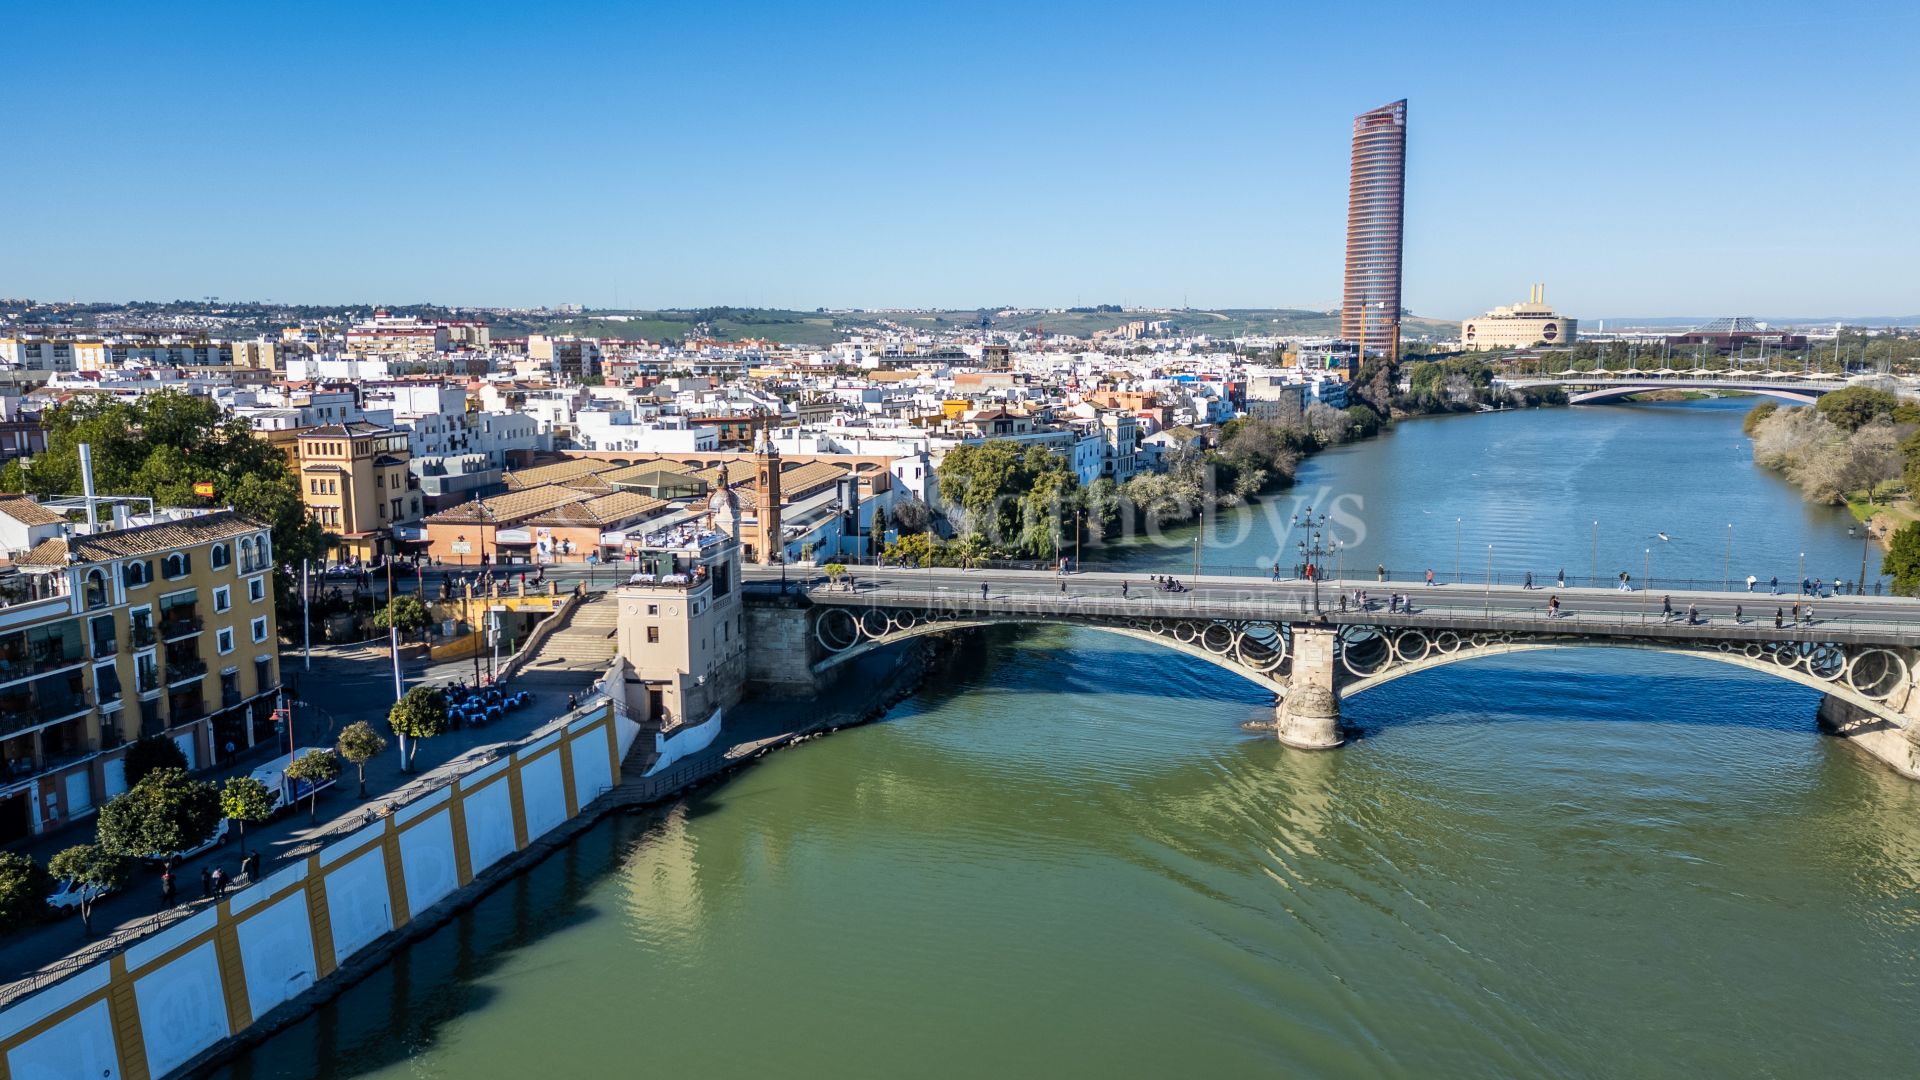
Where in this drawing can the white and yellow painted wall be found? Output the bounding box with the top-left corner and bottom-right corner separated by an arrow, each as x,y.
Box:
0,697 -> 640,1080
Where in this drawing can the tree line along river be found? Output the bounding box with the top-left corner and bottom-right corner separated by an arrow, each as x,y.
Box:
211,399 -> 1920,1080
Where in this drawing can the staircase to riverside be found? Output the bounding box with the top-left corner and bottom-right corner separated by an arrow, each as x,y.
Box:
514,594 -> 620,678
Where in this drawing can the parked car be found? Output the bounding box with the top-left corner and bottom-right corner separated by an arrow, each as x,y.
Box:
46,875 -> 115,911
249,748 -> 340,811
147,816 -> 230,865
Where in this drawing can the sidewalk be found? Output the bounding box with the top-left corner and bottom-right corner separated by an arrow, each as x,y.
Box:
0,646 -> 605,995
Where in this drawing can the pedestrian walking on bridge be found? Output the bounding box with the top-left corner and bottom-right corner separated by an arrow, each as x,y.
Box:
1377,564 -> 1386,583
1746,574 -> 1757,592
1769,575 -> 1779,595
1547,595 -> 1561,619
1121,580 -> 1129,599
980,582 -> 989,601
1661,595 -> 1673,621
1425,568 -> 1435,587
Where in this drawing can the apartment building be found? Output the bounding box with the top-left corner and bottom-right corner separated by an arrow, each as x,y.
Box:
297,423 -> 420,561
1,510 -> 280,842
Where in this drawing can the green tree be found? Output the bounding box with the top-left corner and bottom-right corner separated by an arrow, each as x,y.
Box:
337,721 -> 389,798
1742,400 -> 1780,437
219,776 -> 277,845
822,562 -> 848,589
121,734 -> 188,788
373,594 -> 432,637
388,686 -> 450,773
882,532 -> 941,568
0,389 -> 325,573
1815,386 -> 1900,433
0,851 -> 52,935
47,845 -> 130,936
284,750 -> 341,822
1885,523 -> 1920,597
96,768 -> 221,858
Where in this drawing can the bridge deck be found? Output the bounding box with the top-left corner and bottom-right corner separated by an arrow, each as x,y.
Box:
747,568 -> 1920,649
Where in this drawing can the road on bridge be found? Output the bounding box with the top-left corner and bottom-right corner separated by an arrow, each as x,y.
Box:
743,566 -> 1920,646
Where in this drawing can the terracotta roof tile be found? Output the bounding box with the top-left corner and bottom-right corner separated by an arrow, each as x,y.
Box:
15,511 -> 266,566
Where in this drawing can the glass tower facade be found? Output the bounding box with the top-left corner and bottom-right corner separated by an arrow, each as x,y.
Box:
1341,99 -> 1407,356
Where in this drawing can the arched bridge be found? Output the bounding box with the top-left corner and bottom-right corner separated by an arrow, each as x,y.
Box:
742,567 -> 1920,779
1495,374 -> 1860,406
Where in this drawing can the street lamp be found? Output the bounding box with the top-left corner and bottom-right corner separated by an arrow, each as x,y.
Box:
1850,524 -> 1882,594
1291,505 -> 1327,579
1590,520 -> 1598,588
1297,531 -> 1332,614
1723,523 -> 1733,592
1455,517 -> 1463,583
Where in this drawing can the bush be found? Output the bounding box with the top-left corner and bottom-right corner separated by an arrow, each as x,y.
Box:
1886,523 -> 1920,597
96,768 -> 221,858
122,735 -> 188,788
0,852 -> 51,935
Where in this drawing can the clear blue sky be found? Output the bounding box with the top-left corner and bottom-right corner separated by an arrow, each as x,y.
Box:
5,1 -> 1917,319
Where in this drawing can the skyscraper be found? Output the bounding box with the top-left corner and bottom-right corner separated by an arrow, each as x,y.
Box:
1341,98 -> 1407,357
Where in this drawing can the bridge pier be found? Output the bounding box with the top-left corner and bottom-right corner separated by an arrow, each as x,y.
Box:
1817,694 -> 1920,781
1277,624 -> 1343,750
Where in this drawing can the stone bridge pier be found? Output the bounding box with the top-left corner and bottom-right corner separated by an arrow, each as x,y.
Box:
1276,625 -> 1342,750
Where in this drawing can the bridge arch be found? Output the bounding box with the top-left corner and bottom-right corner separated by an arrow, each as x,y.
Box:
1565,384 -> 1821,406
810,612 -> 1292,697
1332,628 -> 1914,727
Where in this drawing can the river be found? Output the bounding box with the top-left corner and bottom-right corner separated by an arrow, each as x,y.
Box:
212,400 -> 1920,1079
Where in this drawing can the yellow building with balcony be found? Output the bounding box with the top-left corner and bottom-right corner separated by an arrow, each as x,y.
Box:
2,510 -> 281,842
298,422 -> 422,562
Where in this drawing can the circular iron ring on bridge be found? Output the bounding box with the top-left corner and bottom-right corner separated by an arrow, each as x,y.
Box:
887,610 -> 922,634
1434,631 -> 1462,654
1845,648 -> 1909,702
855,610 -> 891,639
1391,629 -> 1431,664
814,608 -> 861,653
1338,626 -> 1393,678
1200,622 -> 1237,656
1172,622 -> 1201,645
1234,622 -> 1289,673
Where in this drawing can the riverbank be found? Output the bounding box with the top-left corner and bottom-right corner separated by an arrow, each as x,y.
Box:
176,641 -> 938,1079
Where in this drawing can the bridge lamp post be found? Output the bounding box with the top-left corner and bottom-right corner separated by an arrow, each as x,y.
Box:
1485,544 -> 1493,616
1292,506 -> 1327,579
1851,524 -> 1882,594
1455,518 -> 1462,583
1297,532 -> 1330,614
1723,524 -> 1733,592
1643,548 -> 1652,620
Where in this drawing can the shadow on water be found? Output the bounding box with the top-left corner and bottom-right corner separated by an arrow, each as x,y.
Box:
202,787 -> 746,1080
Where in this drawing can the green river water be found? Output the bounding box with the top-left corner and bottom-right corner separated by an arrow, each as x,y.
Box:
213,401 -> 1920,1079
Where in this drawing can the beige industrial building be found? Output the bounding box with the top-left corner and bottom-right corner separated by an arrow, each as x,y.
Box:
1461,285 -> 1577,351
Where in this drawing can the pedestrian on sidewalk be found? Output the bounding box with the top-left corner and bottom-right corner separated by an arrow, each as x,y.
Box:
242,851 -> 260,883
1425,568 -> 1435,587
210,867 -> 226,899
1376,564 -> 1386,583
1662,595 -> 1673,621
1557,569 -> 1566,589
1524,571 -> 1534,590
1121,580 -> 1129,598
1746,574 -> 1757,592
1775,607 -> 1784,628
567,692 -> 578,711
160,868 -> 175,910
1769,575 -> 1779,595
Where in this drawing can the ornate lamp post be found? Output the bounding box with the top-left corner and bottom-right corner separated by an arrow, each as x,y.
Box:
1850,523 -> 1883,594
1291,505 -> 1327,580
1298,531 -> 1332,614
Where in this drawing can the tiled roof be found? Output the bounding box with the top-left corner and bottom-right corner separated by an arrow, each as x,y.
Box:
528,492 -> 670,528
0,497 -> 67,528
504,459 -> 619,490
299,421 -> 393,438
423,485 -> 588,526
16,511 -> 265,567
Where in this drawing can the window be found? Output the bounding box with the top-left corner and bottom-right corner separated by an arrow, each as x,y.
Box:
123,559 -> 153,588
251,616 -> 268,643
254,657 -> 273,693
256,533 -> 270,563
83,568 -> 109,609
210,542 -> 231,570
214,585 -> 231,613
646,604 -> 658,616
248,576 -> 266,603
645,626 -> 659,644
162,552 -> 191,579
95,661 -> 122,708
216,628 -> 234,654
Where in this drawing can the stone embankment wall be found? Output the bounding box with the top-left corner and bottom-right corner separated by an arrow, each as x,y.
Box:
744,597 -> 820,696
0,700 -> 640,1080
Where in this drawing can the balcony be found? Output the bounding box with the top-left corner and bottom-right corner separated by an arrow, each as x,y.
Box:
167,658 -> 208,683
132,624 -> 158,648
136,669 -> 161,694
160,614 -> 204,641
91,633 -> 118,658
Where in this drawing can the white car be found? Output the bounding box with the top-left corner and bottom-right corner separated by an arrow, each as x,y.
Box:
46,876 -> 114,911
146,817 -> 230,864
